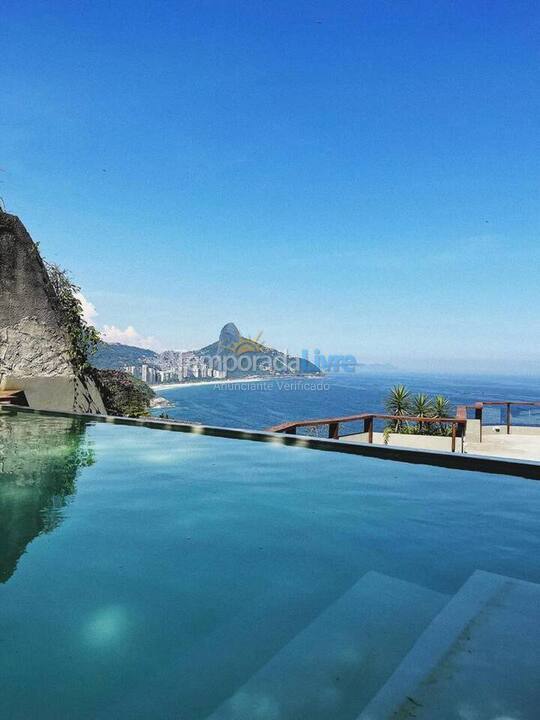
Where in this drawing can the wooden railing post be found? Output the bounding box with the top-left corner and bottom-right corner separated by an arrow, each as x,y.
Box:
507,402 -> 511,434
460,419 -> 466,452
328,422 -> 339,439
363,416 -> 374,443
475,402 -> 483,442
451,422 -> 456,452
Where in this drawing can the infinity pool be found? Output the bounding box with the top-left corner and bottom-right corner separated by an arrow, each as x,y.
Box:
1,412 -> 539,719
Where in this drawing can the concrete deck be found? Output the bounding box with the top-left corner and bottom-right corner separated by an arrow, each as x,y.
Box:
465,430 -> 540,461
342,431 -> 459,453
344,428 -> 540,462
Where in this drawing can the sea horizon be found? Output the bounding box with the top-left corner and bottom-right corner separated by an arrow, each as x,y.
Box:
151,370 -> 540,430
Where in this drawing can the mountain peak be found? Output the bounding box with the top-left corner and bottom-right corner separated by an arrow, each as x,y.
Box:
218,323 -> 241,352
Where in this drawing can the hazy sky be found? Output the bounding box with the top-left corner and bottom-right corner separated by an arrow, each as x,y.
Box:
2,1 -> 539,372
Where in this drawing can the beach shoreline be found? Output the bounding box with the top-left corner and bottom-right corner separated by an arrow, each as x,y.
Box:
150,375 -> 322,391
150,377 -> 276,391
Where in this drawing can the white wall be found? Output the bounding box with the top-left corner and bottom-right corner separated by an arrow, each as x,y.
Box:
1,375 -> 106,414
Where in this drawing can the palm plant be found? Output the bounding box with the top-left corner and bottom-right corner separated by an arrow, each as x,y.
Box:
385,384 -> 412,433
411,393 -> 434,434
432,394 -> 452,435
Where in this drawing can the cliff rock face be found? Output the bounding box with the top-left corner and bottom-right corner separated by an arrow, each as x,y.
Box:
0,212 -> 105,413
0,318 -> 73,377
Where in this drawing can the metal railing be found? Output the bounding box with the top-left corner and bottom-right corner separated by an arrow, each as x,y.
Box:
466,401 -> 540,440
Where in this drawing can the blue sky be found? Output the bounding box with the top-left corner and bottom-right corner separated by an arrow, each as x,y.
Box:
2,1 -> 539,372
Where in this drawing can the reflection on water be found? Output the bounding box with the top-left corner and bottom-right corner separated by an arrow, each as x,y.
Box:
0,414 -> 93,583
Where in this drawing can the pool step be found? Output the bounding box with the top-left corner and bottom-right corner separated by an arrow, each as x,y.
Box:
356,570 -> 540,720
205,572 -> 449,720
99,577 -> 365,719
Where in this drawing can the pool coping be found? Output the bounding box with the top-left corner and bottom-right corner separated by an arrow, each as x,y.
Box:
1,404 -> 539,480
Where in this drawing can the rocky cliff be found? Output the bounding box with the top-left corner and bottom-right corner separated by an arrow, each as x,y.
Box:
0,212 -> 105,413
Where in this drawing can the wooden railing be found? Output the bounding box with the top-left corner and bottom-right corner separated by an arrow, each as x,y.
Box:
268,413 -> 466,452
268,400 -> 540,452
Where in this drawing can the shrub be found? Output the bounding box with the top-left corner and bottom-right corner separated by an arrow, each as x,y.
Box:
433,394 -> 452,435
384,384 -> 412,432
44,262 -> 154,418
95,369 -> 155,417
384,386 -> 453,436
411,393 -> 434,434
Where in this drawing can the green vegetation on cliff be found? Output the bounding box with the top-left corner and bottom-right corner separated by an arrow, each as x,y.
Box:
44,263 -> 154,417
95,370 -> 155,417
44,262 -> 101,374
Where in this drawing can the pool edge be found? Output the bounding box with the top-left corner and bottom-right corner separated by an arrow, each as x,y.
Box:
1,404 -> 539,480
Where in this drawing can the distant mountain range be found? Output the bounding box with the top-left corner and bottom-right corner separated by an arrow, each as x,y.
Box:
191,323 -> 321,377
92,342 -> 159,369
92,323 -> 322,377
92,325 -> 395,377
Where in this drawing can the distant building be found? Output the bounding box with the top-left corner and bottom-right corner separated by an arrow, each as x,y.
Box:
122,353 -> 225,385
156,370 -> 175,383
140,364 -> 159,384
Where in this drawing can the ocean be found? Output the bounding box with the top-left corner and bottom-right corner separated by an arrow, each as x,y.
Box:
152,372 -> 540,431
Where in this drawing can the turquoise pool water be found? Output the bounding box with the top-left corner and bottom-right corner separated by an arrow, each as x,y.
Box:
1,413 -> 539,719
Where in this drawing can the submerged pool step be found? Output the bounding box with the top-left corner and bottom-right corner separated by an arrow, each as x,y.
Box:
357,570 -> 540,720
99,577 -> 364,719
205,572 -> 448,720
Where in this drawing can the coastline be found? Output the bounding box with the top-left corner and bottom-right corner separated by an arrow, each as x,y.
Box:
150,375 -> 322,391
150,377 -> 278,391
